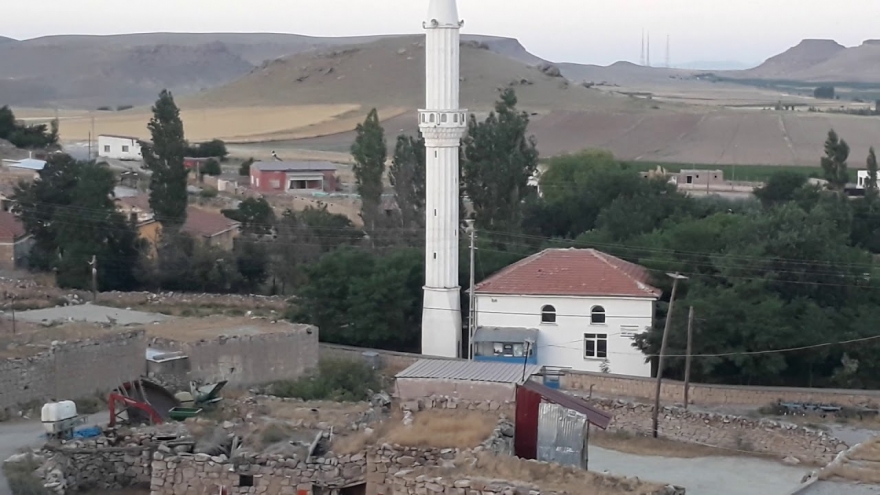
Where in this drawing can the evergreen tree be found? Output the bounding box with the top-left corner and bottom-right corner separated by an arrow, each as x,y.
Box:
142,90 -> 188,228
351,109 -> 387,234
821,129 -> 850,190
389,134 -> 426,229
462,88 -> 539,233
867,147 -> 878,197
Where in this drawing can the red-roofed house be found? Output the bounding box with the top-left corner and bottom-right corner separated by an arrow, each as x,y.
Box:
472,248 -> 661,377
182,207 -> 240,251
0,211 -> 33,270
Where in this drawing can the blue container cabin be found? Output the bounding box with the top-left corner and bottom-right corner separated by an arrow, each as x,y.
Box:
473,327 -> 538,365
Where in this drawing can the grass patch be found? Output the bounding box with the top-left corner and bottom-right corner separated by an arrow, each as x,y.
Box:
260,423 -> 294,446
3,456 -> 48,495
384,410 -> 497,449
267,359 -> 380,402
74,394 -> 105,415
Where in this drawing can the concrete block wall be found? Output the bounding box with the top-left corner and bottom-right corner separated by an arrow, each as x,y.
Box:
319,343 -> 880,409
150,324 -> 318,387
0,330 -> 145,411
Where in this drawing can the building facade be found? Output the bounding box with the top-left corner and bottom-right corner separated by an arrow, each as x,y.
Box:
249,161 -> 337,193
0,211 -> 33,270
98,135 -> 142,161
473,249 -> 660,378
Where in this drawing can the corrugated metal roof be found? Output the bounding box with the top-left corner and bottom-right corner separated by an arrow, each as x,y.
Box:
397,359 -> 541,384
473,326 -> 538,343
4,158 -> 46,170
520,380 -> 612,429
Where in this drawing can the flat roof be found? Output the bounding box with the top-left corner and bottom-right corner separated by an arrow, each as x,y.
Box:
397,359 -> 541,384
252,161 -> 337,172
3,158 -> 46,170
99,134 -> 141,140
520,380 -> 613,429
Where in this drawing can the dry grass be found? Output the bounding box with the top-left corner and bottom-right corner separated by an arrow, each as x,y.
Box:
440,452 -> 662,495
384,410 -> 497,449
332,429 -> 377,455
0,320 -> 121,359
591,430 -> 740,459
820,437 -> 880,484
264,399 -> 371,429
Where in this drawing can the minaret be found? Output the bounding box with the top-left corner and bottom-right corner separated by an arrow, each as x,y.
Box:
419,0 -> 467,358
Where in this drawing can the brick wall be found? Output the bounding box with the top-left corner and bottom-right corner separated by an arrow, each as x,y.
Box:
318,344 -> 880,409
0,330 -> 145,411
149,324 -> 318,387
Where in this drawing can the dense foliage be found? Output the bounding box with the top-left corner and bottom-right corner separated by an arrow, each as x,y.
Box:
142,90 -> 188,228
0,105 -> 58,149
351,108 -> 387,233
186,139 -> 228,160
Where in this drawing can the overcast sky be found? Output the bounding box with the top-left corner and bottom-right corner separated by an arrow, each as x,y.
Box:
4,0 -> 878,66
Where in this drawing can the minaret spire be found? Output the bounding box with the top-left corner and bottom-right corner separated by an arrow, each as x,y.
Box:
419,0 -> 467,358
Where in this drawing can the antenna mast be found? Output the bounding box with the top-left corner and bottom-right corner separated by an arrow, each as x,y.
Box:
666,35 -> 671,68
640,29 -> 646,66
646,32 -> 651,67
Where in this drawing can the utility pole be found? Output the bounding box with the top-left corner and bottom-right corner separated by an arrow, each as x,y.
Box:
466,219 -> 477,360
666,35 -> 671,68
684,306 -> 694,410
652,272 -> 688,438
88,255 -> 98,302
9,294 -> 15,335
647,32 -> 651,67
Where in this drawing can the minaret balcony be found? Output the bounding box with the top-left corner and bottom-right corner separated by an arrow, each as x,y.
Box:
418,109 -> 468,128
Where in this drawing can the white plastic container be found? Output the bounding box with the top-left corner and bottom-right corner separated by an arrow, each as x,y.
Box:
41,400 -> 78,423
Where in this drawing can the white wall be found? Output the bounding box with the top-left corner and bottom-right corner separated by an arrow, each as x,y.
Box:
98,136 -> 142,161
475,294 -> 654,377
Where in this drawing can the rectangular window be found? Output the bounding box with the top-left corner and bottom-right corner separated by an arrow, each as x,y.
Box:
270,179 -> 281,189
122,145 -> 129,152
584,333 -> 608,359
103,145 -> 110,152
620,325 -> 639,338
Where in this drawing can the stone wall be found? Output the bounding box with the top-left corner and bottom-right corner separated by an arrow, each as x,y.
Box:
39,438 -> 154,494
150,449 -> 366,495
148,323 -> 318,387
320,343 -> 880,409
596,398 -> 847,465
0,329 -> 145,411
399,396 -> 513,414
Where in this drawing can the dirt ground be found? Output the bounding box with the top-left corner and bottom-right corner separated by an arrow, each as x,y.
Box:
0,319 -> 121,359
144,316 -> 300,342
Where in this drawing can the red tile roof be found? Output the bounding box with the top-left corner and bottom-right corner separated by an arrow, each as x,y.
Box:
474,248 -> 661,299
183,207 -> 240,238
0,211 -> 26,242
116,195 -> 152,212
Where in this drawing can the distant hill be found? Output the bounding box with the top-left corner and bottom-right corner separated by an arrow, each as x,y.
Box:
187,36 -> 628,112
0,36 -> 15,44
740,39 -> 846,80
785,40 -> 880,83
0,32 -> 545,108
558,61 -> 694,86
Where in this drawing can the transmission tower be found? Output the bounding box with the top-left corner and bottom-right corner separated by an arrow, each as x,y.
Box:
665,35 -> 671,68
646,32 -> 651,67
640,29 -> 646,66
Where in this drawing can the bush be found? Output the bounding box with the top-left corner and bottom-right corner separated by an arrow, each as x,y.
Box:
198,188 -> 218,198
74,394 -> 104,414
96,106 -> 112,111
268,359 -> 381,401
202,158 -> 222,176
239,158 -> 254,176
116,105 -> 133,111
186,139 -> 228,160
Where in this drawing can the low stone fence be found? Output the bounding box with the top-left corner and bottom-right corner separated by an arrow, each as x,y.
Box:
39,437 -> 154,494
596,398 -> 847,465
399,396 -> 513,414
150,449 -> 367,495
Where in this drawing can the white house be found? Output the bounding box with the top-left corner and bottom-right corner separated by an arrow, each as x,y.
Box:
472,248 -> 661,377
98,135 -> 142,161
857,170 -> 878,190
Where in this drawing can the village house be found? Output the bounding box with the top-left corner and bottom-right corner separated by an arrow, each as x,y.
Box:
115,195 -> 240,252
472,248 -> 660,378
0,210 -> 33,270
98,135 -> 142,161
249,161 -> 338,193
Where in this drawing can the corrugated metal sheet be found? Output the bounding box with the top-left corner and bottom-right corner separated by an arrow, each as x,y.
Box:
396,359 -> 541,384
520,380 -> 612,429
473,326 -> 538,343
537,402 -> 587,468
515,385 -> 540,459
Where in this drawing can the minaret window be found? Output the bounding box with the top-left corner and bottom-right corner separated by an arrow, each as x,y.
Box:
441,114 -> 447,123
430,114 -> 436,123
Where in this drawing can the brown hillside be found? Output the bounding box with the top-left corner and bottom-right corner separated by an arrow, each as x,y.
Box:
742,39 -> 846,79
186,36 -> 636,112
789,41 -> 880,83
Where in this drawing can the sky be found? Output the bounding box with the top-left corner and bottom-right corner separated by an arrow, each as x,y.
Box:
4,0 -> 878,66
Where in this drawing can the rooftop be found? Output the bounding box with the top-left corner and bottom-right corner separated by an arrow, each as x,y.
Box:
182,207 -> 240,238
99,134 -> 140,141
3,158 -> 46,170
252,161 -> 338,173
396,359 -> 541,384
474,248 -> 662,299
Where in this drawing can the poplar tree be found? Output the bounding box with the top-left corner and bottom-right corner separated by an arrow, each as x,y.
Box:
820,129 -> 850,191
351,108 -> 387,234
142,90 -> 188,228
389,134 -> 426,229
867,147 -> 878,198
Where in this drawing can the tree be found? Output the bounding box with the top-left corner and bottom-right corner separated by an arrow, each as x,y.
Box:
867,147 -> 878,197
814,86 -> 835,99
351,109 -> 387,233
235,241 -> 269,293
820,129 -> 850,190
462,88 -> 539,233
13,156 -> 142,290
753,171 -> 810,207
0,106 -> 16,139
0,106 -> 58,149
239,158 -> 254,176
186,139 -> 228,159
221,197 -> 275,236
201,158 -> 222,176
389,134 -> 426,229
142,90 -> 188,228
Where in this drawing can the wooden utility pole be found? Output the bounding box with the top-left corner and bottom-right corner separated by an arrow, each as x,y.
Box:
684,306 -> 695,410
88,255 -> 98,302
466,219 -> 476,360
653,273 -> 687,438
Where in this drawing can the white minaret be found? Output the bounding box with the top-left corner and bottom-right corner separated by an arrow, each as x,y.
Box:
419,0 -> 467,358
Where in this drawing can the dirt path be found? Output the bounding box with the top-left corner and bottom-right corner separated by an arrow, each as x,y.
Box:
590,446 -> 810,495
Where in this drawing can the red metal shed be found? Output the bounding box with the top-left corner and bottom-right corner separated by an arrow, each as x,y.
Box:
514,380 -> 612,461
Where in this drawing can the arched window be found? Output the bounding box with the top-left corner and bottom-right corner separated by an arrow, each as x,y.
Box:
441,113 -> 447,123
591,306 -> 606,324
541,305 -> 556,324
429,114 -> 436,123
